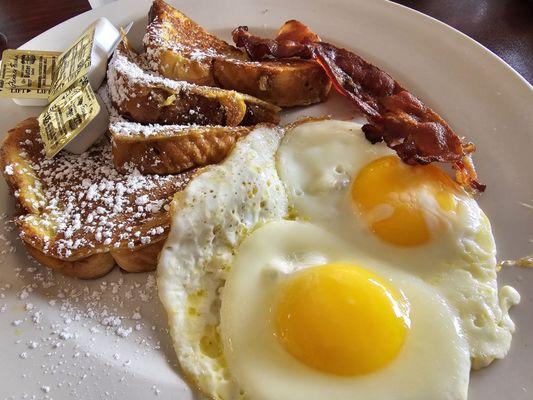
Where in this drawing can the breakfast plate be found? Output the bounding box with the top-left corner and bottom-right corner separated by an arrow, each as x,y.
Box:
0,0 -> 531,399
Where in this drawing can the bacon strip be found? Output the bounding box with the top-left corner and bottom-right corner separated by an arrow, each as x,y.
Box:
232,22 -> 484,192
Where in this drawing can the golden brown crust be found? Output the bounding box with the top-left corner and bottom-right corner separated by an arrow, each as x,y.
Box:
111,239 -> 164,273
144,0 -> 331,107
0,118 -> 195,278
0,118 -> 47,215
23,237 -> 165,278
24,243 -> 116,279
213,58 -> 331,107
147,0 -> 246,86
146,0 -> 246,86
108,41 -> 280,126
111,124 -> 250,175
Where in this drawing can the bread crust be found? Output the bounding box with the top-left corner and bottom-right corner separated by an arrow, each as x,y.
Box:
111,123 -> 251,175
111,238 -> 165,273
0,118 -> 194,278
108,41 -> 280,127
24,245 -> 116,279
213,58 -> 331,107
144,0 -> 331,107
22,237 -> 165,279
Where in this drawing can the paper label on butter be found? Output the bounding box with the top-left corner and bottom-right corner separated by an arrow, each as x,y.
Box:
48,25 -> 95,102
0,50 -> 61,99
38,76 -> 100,158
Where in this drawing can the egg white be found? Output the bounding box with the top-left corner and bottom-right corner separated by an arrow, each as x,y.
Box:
158,118 -> 519,400
276,119 -> 520,368
158,125 -> 288,399
220,219 -> 471,400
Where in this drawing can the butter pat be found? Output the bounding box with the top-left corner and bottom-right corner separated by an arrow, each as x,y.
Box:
0,50 -> 60,106
3,17 -> 121,107
38,76 -> 103,158
4,17 -> 124,155
47,24 -> 96,102
64,93 -> 109,154
61,18 -> 121,153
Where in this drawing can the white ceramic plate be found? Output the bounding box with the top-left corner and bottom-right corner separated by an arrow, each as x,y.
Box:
0,0 -> 531,399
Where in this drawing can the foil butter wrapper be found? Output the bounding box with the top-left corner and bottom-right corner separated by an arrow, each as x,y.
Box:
48,25 -> 96,103
0,50 -> 61,105
38,76 -> 109,158
0,17 -> 123,156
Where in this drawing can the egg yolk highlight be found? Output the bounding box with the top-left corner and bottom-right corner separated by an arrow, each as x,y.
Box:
274,263 -> 410,376
351,155 -> 461,246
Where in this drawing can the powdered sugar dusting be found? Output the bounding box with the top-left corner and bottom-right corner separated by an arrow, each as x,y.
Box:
143,19 -> 228,68
107,43 -> 194,106
0,208 -> 193,398
110,120 -> 226,138
142,1 -> 250,75
7,123 -> 194,258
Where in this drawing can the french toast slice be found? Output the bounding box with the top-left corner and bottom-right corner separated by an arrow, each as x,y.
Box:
110,120 -> 251,175
144,0 -> 331,107
108,40 -> 280,126
0,118 -> 195,278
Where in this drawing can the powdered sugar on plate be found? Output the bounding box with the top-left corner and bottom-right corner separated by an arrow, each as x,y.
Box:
0,212 -> 193,399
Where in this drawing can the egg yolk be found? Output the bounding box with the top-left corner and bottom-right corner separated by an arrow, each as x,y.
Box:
351,155 -> 462,246
274,263 -> 410,376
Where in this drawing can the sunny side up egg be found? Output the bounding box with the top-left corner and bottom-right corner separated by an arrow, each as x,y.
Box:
220,220 -> 471,400
158,119 -> 519,400
276,120 -> 519,370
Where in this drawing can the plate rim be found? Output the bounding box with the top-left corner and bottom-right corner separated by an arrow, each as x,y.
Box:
1,1 -> 531,399
18,0 -> 533,93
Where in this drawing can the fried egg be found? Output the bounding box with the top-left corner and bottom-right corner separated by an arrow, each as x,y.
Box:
220,220 -> 470,400
277,119 -> 519,368
158,119 -> 519,400
158,125 -> 288,399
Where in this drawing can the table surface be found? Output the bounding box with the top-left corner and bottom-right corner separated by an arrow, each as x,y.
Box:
0,0 -> 532,83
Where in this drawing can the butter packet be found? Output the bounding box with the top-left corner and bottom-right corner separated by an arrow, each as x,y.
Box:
48,25 -> 95,102
38,76 -> 100,158
6,18 -> 124,156
0,49 -> 60,99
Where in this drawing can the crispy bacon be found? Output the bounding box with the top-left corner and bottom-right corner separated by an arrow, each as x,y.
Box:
232,22 -> 485,193
233,24 -> 313,60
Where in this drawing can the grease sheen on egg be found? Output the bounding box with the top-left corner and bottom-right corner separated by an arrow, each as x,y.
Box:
277,119 -> 519,369
274,262 -> 410,376
220,220 -> 471,400
158,119 -> 519,400
158,126 -> 289,399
